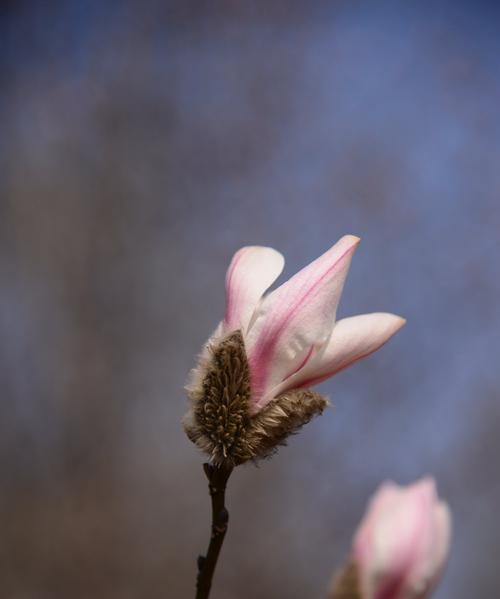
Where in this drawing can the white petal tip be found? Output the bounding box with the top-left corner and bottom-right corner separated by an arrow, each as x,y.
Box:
395,315 -> 407,328
343,234 -> 361,246
378,313 -> 407,332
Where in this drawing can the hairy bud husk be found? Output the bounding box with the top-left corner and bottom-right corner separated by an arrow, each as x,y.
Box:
184,330 -> 329,466
329,563 -> 362,599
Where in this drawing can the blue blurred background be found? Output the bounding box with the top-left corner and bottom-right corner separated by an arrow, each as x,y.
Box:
1,1 -> 499,597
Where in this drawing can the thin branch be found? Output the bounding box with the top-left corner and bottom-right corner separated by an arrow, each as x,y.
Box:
195,462 -> 233,599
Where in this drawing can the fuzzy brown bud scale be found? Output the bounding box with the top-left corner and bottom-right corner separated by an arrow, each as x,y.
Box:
184,330 -> 329,466
329,563 -> 362,599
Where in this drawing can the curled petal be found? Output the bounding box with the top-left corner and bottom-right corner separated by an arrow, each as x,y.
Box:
271,312 -> 405,397
224,246 -> 284,334
246,235 -> 360,411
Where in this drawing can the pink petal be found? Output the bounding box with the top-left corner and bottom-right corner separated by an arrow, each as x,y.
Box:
272,312 -> 405,396
353,482 -> 413,599
354,482 -> 403,565
245,235 -> 360,411
353,478 -> 451,599
374,482 -> 434,599
427,502 -> 452,589
223,246 -> 284,334
408,494 -> 452,597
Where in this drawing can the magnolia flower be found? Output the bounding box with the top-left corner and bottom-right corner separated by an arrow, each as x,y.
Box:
331,478 -> 452,599
184,235 -> 405,465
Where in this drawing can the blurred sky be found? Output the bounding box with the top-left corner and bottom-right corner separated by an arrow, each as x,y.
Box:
1,1 -> 500,598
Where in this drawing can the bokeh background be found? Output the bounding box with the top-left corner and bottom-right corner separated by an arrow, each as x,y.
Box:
1,1 -> 499,597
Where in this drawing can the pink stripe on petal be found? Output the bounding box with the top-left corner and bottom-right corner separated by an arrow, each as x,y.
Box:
246,235 -> 360,411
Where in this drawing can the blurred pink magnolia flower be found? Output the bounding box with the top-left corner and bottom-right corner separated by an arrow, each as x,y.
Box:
218,235 -> 405,413
353,478 -> 452,599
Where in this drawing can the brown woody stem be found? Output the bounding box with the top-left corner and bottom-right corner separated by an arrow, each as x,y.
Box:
195,462 -> 233,599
